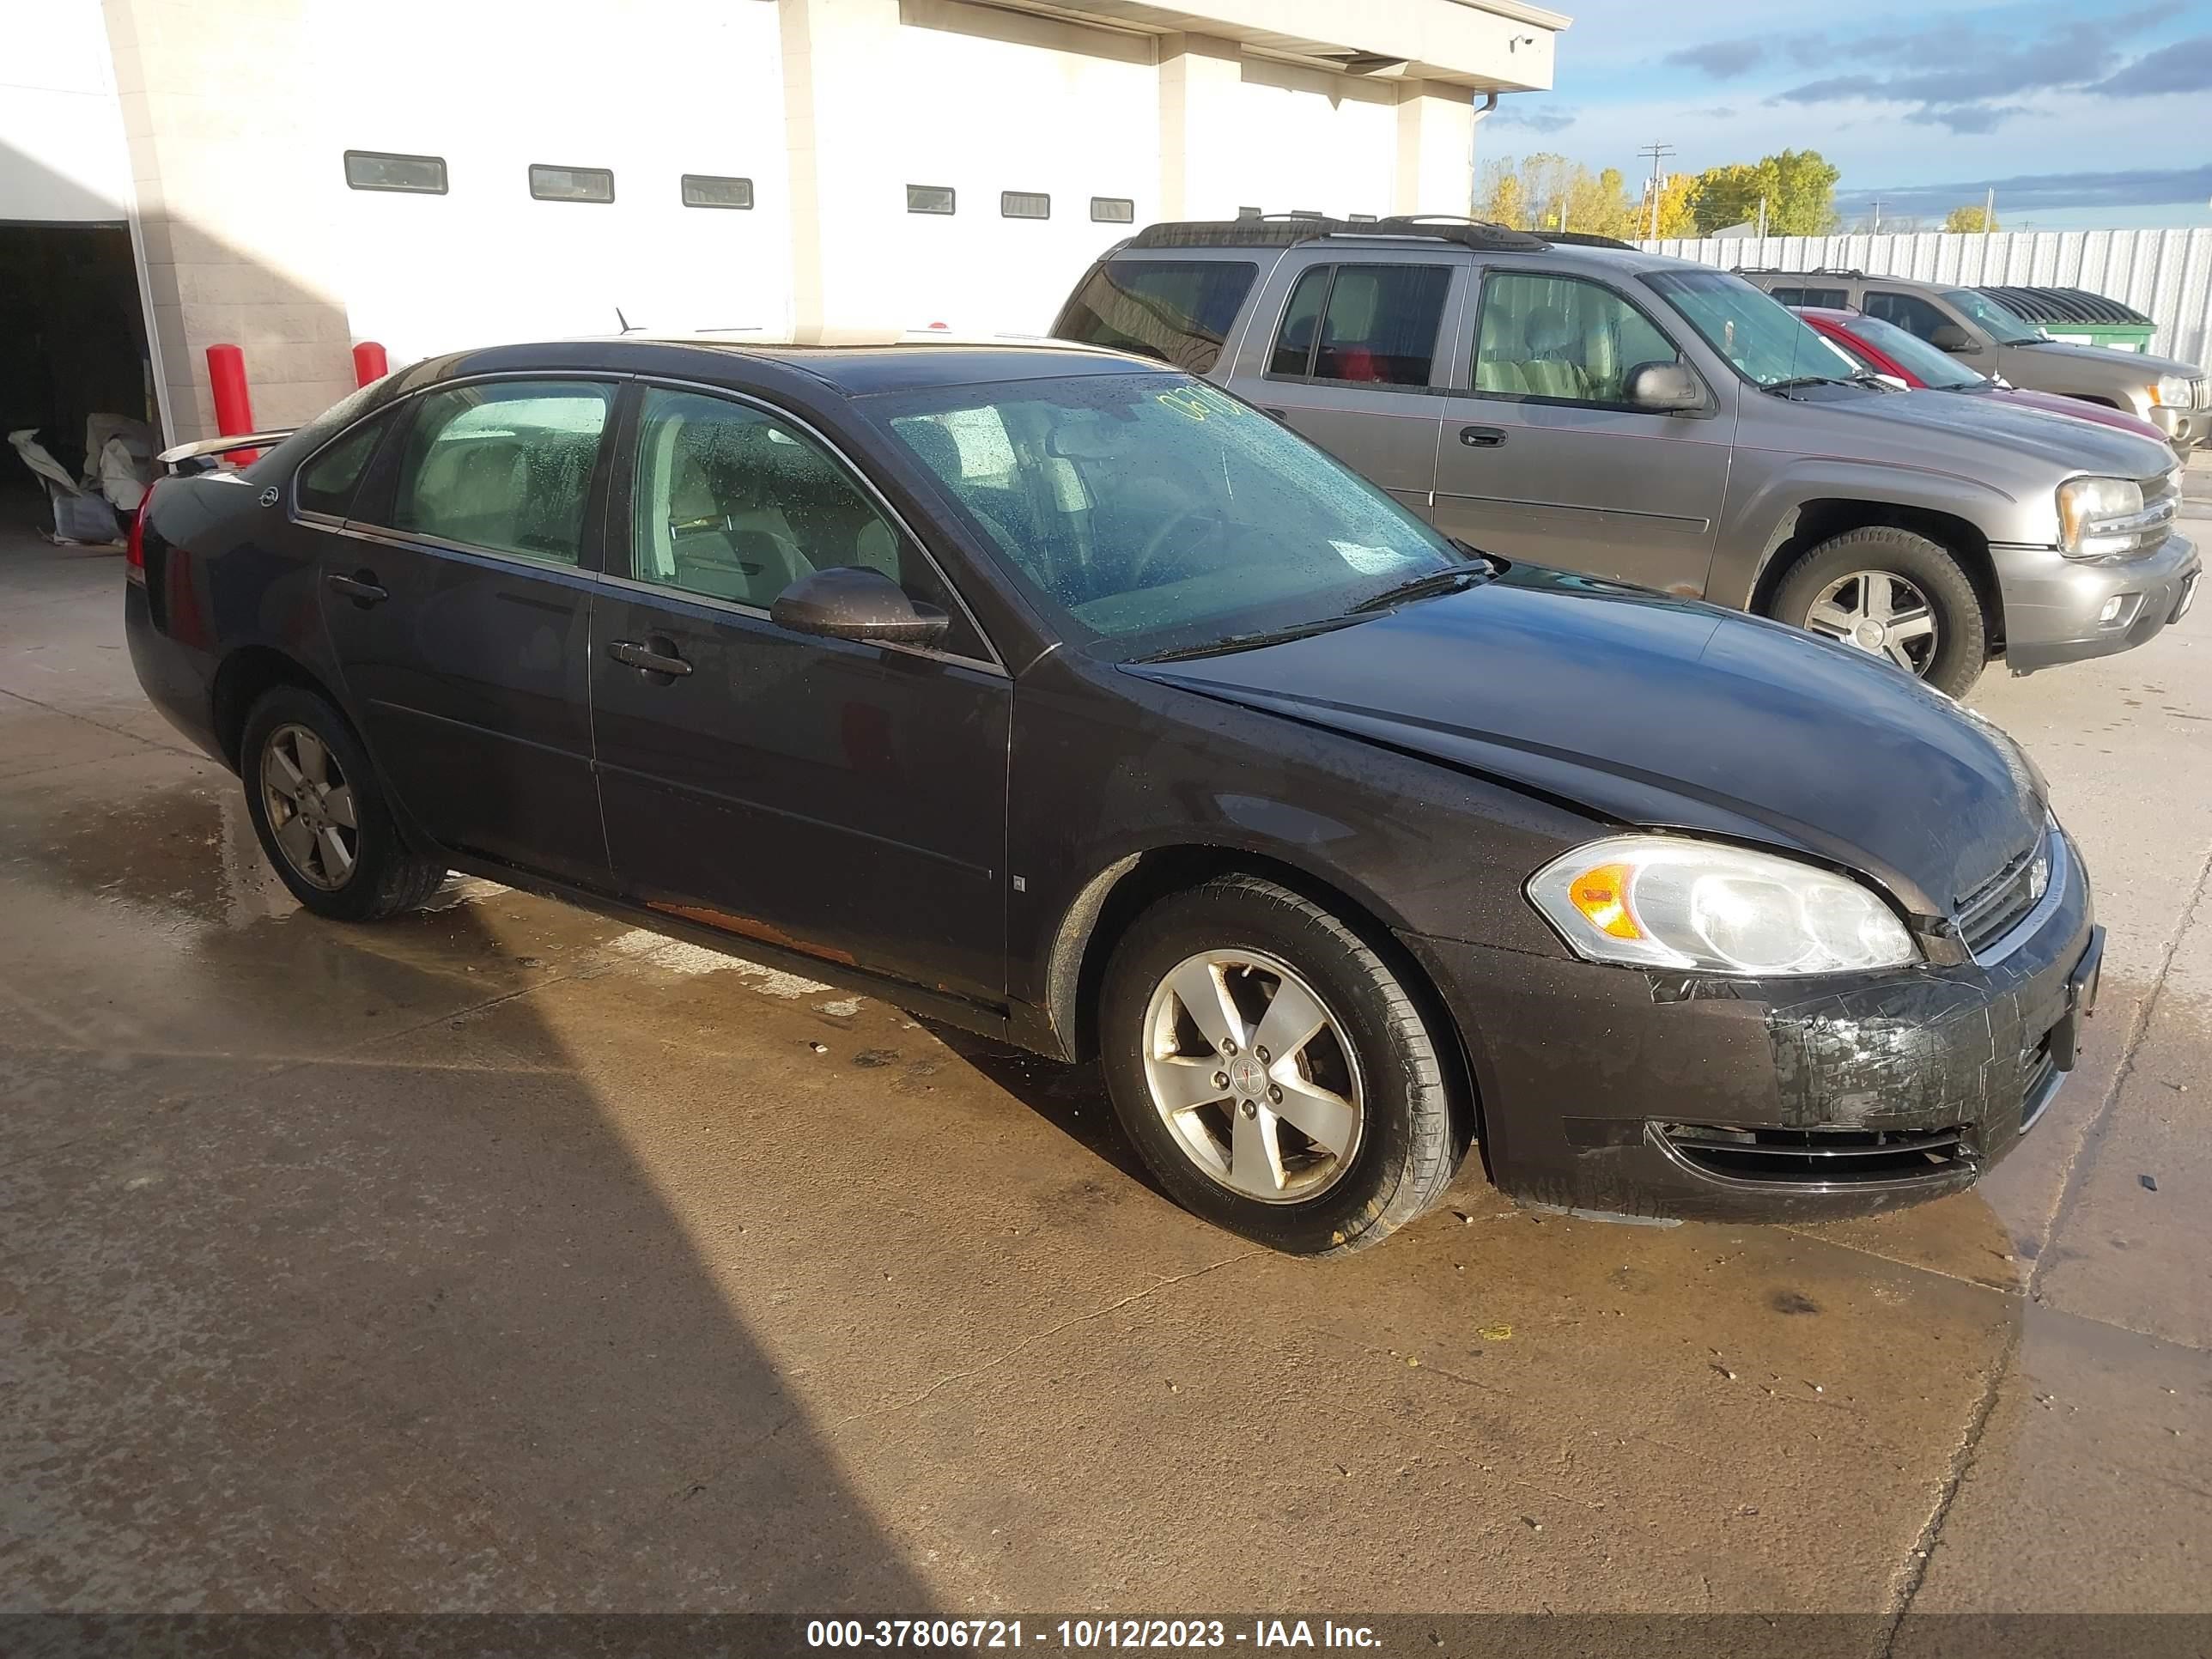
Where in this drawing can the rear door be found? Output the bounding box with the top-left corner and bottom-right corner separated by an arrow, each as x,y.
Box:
318,377 -> 617,887
1220,251 -> 1462,519
1431,266 -> 1731,593
588,383 -> 1011,1003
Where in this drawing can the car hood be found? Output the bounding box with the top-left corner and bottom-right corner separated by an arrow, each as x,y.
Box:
1994,386 -> 2173,446
2008,339 -> 2201,380
1124,568 -> 2046,920
1829,386 -> 2175,476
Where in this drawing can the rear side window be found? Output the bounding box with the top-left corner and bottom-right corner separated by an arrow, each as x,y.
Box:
386,381 -> 613,565
1770,286 -> 1849,308
295,412 -> 392,519
1052,258 -> 1258,374
1267,264 -> 1452,387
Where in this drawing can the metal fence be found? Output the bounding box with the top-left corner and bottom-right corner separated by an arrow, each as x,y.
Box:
1640,229 -> 2212,368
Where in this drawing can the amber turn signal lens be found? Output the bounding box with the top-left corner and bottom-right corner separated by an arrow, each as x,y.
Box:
1568,861 -> 1643,939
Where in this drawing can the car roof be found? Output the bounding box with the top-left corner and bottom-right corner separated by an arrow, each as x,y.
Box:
398,336 -> 1158,402
1793,307 -> 1863,324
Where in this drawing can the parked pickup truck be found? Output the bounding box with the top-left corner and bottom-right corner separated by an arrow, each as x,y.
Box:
1738,269 -> 2209,451
1054,218 -> 2198,696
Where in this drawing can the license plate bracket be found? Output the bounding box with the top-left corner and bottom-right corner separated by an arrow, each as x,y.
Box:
2048,927 -> 2105,1072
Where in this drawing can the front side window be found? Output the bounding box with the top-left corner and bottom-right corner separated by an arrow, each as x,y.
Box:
1862,290 -> 1955,343
295,412 -> 392,518
1474,271 -> 1681,404
1644,268 -> 1847,388
1841,314 -> 1986,388
1941,289 -> 2045,345
1268,264 -> 1451,386
386,381 -> 612,565
1053,258 -> 1258,374
629,387 -> 979,655
877,371 -> 1471,658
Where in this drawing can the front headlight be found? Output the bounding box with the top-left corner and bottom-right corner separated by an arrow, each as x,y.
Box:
2057,474 -> 2146,556
1528,836 -> 1917,975
2150,374 -> 2195,409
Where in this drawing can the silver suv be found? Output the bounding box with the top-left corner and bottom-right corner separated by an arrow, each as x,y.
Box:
1054,219 -> 2198,696
1737,269 -> 2209,451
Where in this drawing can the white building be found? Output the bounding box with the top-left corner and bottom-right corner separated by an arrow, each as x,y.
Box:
3,0 -> 1566,462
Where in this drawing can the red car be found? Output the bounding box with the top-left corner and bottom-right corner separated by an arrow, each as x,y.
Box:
1794,307 -> 2182,459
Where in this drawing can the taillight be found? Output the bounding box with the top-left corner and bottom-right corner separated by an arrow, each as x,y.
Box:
125,483 -> 155,586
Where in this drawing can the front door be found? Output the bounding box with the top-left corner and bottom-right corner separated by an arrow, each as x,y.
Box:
318,377 -> 617,887
1431,269 -> 1732,596
589,384 -> 1010,1004
1223,257 -> 1460,519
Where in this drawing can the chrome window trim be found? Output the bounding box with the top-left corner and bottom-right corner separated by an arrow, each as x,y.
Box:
1970,825 -> 2069,967
325,520 -> 597,580
624,374 -> 1008,674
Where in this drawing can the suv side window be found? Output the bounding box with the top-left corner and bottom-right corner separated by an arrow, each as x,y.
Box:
386,381 -> 613,565
629,386 -> 985,659
1053,258 -> 1259,374
1472,271 -> 1682,407
1770,285 -> 1849,308
1863,290 -> 1953,343
1266,264 -> 1452,387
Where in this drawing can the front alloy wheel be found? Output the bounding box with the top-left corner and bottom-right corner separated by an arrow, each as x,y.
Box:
1141,950 -> 1364,1204
1802,570 -> 1939,675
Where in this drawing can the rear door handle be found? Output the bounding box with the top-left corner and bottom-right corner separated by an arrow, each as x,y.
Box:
1459,425 -> 1507,448
325,571 -> 387,605
608,639 -> 693,678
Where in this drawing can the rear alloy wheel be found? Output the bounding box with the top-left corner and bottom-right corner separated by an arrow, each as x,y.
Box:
240,685 -> 446,921
1771,526 -> 1988,697
1099,874 -> 1464,1255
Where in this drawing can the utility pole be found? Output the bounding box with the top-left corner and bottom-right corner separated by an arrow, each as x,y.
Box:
1870,198 -> 1882,234
1985,185 -> 1996,232
1638,140 -> 1676,240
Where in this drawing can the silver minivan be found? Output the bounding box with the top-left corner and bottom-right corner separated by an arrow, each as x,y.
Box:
1053,219 -> 2198,696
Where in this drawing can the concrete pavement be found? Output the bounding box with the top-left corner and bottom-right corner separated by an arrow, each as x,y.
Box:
1,501 -> 2206,1632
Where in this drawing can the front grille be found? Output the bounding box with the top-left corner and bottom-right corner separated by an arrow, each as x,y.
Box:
1656,1122 -> 1972,1184
1954,836 -> 2049,955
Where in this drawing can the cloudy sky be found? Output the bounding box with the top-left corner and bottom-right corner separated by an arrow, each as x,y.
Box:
1495,0 -> 2212,228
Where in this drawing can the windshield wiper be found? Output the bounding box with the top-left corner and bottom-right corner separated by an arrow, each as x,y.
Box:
1347,566 -> 1489,613
1762,374 -> 1856,395
1133,613 -> 1374,664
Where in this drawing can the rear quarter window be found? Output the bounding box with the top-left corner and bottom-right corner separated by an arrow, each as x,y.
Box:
1053,258 -> 1258,374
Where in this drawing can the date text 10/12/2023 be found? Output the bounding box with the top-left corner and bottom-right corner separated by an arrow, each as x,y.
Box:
805,1620 -> 1383,1650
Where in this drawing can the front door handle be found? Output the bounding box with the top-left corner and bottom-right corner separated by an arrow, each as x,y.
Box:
325,570 -> 387,605
1459,425 -> 1507,448
609,639 -> 693,678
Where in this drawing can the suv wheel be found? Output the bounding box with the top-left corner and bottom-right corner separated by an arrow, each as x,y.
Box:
240,685 -> 446,921
1771,526 -> 1989,696
1097,874 -> 1463,1255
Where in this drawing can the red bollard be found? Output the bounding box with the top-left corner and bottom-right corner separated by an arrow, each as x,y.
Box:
205,343 -> 258,465
352,340 -> 390,387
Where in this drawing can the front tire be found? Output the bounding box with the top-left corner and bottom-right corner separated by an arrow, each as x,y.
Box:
240,685 -> 445,921
1097,875 -> 1464,1255
1771,526 -> 1988,696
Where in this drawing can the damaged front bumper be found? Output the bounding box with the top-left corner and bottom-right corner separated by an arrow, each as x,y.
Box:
1402,830 -> 2099,1223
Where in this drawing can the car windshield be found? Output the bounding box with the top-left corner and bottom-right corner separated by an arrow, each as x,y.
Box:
1839,313 -> 1988,388
872,372 -> 1473,659
1644,270 -> 1858,389
1941,289 -> 2046,346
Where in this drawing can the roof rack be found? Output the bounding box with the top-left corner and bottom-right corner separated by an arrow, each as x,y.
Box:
1976,284 -> 2152,326
1733,266 -> 1868,279
1125,216 -> 1550,253
1547,230 -> 1638,251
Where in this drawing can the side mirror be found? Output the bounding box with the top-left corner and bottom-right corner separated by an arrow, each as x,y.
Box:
769,566 -> 950,646
1626,361 -> 1704,413
1930,323 -> 1974,352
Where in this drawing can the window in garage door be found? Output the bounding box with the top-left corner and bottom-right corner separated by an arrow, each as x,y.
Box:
384,382 -> 613,565
1052,259 -> 1258,374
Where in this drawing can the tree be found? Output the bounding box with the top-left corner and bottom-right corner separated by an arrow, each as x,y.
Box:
1475,160 -> 1527,228
1943,204 -> 1999,233
1687,149 -> 1842,236
1638,173 -> 1699,239
1476,154 -> 1639,238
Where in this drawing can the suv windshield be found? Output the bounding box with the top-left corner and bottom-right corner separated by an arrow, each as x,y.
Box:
1841,313 -> 1987,389
1644,269 -> 1858,389
872,372 -> 1473,659
1941,289 -> 2045,346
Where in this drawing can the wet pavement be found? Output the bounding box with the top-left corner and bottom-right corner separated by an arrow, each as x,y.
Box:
2,512 -> 2207,1631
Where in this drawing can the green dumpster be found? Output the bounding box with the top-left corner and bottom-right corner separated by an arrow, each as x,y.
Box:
1977,285 -> 2158,352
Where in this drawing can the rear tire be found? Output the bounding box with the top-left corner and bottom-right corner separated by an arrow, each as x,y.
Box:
1097,874 -> 1463,1255
1771,526 -> 1988,697
240,685 -> 445,921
